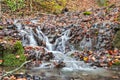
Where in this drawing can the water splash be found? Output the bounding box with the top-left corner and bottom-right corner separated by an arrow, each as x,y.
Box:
15,21 -> 115,71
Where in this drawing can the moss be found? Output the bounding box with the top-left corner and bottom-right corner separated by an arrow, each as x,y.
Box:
3,41 -> 26,66
3,53 -> 26,66
83,11 -> 92,15
36,0 -> 67,14
0,26 -> 3,30
4,0 -> 25,11
13,41 -> 24,54
113,61 -> 120,65
97,0 -> 109,7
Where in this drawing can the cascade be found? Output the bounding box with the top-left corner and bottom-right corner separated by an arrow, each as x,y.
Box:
13,20 -> 115,71
18,25 -> 93,70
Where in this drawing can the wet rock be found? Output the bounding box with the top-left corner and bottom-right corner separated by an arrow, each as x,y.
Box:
40,72 -> 46,77
25,73 -> 32,80
61,8 -> 69,14
82,73 -> 88,76
45,76 -> 58,80
90,62 -> 101,67
33,75 -> 41,80
7,25 -> 16,30
3,76 -> 9,80
0,31 -> 5,37
53,60 -> 66,68
44,52 -> 54,61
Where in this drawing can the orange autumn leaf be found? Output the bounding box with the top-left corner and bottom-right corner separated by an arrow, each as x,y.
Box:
0,60 -> 3,64
114,56 -> 120,59
108,50 -> 114,55
83,57 -> 88,62
114,49 -> 118,53
25,21 -> 31,24
108,61 -> 113,67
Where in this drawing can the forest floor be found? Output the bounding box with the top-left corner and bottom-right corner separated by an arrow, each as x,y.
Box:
1,0 -> 120,19
0,0 -> 120,80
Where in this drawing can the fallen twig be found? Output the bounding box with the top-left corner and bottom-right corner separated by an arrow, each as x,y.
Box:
0,60 -> 31,79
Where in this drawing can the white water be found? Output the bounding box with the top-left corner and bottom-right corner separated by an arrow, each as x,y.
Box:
21,28 -> 38,46
14,21 -> 115,71
18,25 -> 95,71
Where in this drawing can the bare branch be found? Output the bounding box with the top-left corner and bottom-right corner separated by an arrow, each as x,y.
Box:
1,60 -> 31,79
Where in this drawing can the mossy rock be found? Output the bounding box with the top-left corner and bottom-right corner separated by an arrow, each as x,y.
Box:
97,0 -> 109,7
3,41 -> 26,66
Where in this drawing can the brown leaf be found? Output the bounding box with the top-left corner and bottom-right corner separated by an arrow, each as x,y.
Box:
112,76 -> 119,79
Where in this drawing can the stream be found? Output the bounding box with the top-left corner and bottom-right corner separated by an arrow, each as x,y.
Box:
1,19 -> 119,80
1,10 -> 120,79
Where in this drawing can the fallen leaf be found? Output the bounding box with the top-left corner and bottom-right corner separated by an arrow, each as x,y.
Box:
112,76 -> 119,79
16,55 -> 20,58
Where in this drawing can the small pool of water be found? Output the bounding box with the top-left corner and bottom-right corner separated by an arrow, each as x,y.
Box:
27,67 -> 120,80
0,66 -> 120,80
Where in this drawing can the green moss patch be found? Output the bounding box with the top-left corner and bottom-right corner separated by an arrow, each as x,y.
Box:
3,41 -> 26,67
83,11 -> 92,15
113,61 -> 120,65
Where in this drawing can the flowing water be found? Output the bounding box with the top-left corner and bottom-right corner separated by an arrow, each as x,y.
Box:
1,20 -> 119,80
16,21 -> 113,71
20,25 -> 96,70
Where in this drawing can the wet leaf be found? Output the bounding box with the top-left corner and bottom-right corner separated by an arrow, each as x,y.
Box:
108,61 -> 113,66
114,56 -> 120,59
83,57 -> 88,62
16,55 -> 20,59
112,76 -> 119,79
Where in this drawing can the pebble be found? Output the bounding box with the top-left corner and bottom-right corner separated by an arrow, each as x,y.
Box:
82,73 -> 88,76
33,75 -> 41,80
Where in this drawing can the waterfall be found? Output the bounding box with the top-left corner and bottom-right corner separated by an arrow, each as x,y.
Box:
17,20 -> 116,71
18,25 -> 95,70
21,28 -> 38,46
35,27 -> 53,51
54,29 -> 71,53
